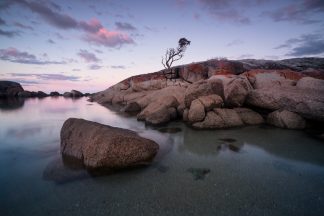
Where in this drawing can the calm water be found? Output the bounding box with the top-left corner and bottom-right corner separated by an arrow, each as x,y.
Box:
1,97 -> 324,216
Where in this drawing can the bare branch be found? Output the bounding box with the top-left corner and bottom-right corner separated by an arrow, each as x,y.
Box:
161,37 -> 190,80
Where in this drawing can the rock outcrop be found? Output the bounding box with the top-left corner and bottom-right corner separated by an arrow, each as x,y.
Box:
91,57 -> 324,130
0,81 -> 24,97
61,118 -> 159,170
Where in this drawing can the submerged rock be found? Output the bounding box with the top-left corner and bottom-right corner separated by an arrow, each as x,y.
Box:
61,118 -> 159,170
187,168 -> 211,180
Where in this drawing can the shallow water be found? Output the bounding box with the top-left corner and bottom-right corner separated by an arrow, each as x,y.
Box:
1,97 -> 324,216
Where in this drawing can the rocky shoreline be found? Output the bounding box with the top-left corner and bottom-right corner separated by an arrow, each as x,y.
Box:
0,80 -> 90,98
91,58 -> 324,134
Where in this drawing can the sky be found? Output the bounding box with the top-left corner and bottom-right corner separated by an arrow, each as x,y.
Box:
0,0 -> 323,93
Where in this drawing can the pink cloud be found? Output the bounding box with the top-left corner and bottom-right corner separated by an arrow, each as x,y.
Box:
84,27 -> 134,48
79,18 -> 103,33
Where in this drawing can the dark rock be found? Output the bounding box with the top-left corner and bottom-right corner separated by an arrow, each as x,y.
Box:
50,91 -> 60,96
71,90 -> 83,97
0,81 -> 24,97
63,92 -> 72,97
61,118 -> 159,170
63,90 -> 83,97
37,91 -> 47,97
17,91 -> 32,97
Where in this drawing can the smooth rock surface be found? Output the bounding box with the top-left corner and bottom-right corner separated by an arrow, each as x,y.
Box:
137,95 -> 179,125
192,108 -> 244,129
246,86 -> 324,121
234,108 -> 264,125
61,118 -> 159,170
184,78 -> 224,107
197,94 -> 223,111
296,77 -> 324,91
267,110 -> 306,129
188,99 -> 205,122
224,76 -> 252,107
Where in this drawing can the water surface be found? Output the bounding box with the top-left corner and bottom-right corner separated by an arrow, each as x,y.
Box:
1,97 -> 324,216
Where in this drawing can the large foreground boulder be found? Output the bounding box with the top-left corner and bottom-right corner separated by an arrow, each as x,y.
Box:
0,81 -> 24,97
61,118 -> 159,170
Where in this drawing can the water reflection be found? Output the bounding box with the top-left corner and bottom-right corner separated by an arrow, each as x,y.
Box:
180,127 -> 244,156
43,157 -> 89,184
6,127 -> 42,139
0,97 -> 25,111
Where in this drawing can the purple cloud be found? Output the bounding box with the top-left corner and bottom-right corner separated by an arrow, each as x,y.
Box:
88,64 -> 102,70
50,1 -> 61,11
9,73 -> 80,81
78,49 -> 100,63
0,17 -> 5,25
17,0 -> 79,29
0,47 -> 65,65
276,34 -> 324,56
14,22 -> 34,30
199,0 -> 251,24
264,0 -> 324,24
111,65 -> 126,69
115,22 -> 137,31
6,0 -> 135,48
47,39 -> 55,44
79,18 -> 103,33
0,29 -> 20,37
226,39 -> 244,47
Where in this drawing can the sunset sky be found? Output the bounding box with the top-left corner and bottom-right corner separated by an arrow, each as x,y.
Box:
0,0 -> 323,93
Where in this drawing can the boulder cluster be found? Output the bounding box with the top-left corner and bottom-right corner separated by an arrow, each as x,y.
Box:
92,58 -> 324,130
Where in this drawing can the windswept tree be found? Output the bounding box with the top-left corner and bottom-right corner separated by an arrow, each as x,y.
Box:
161,38 -> 191,79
